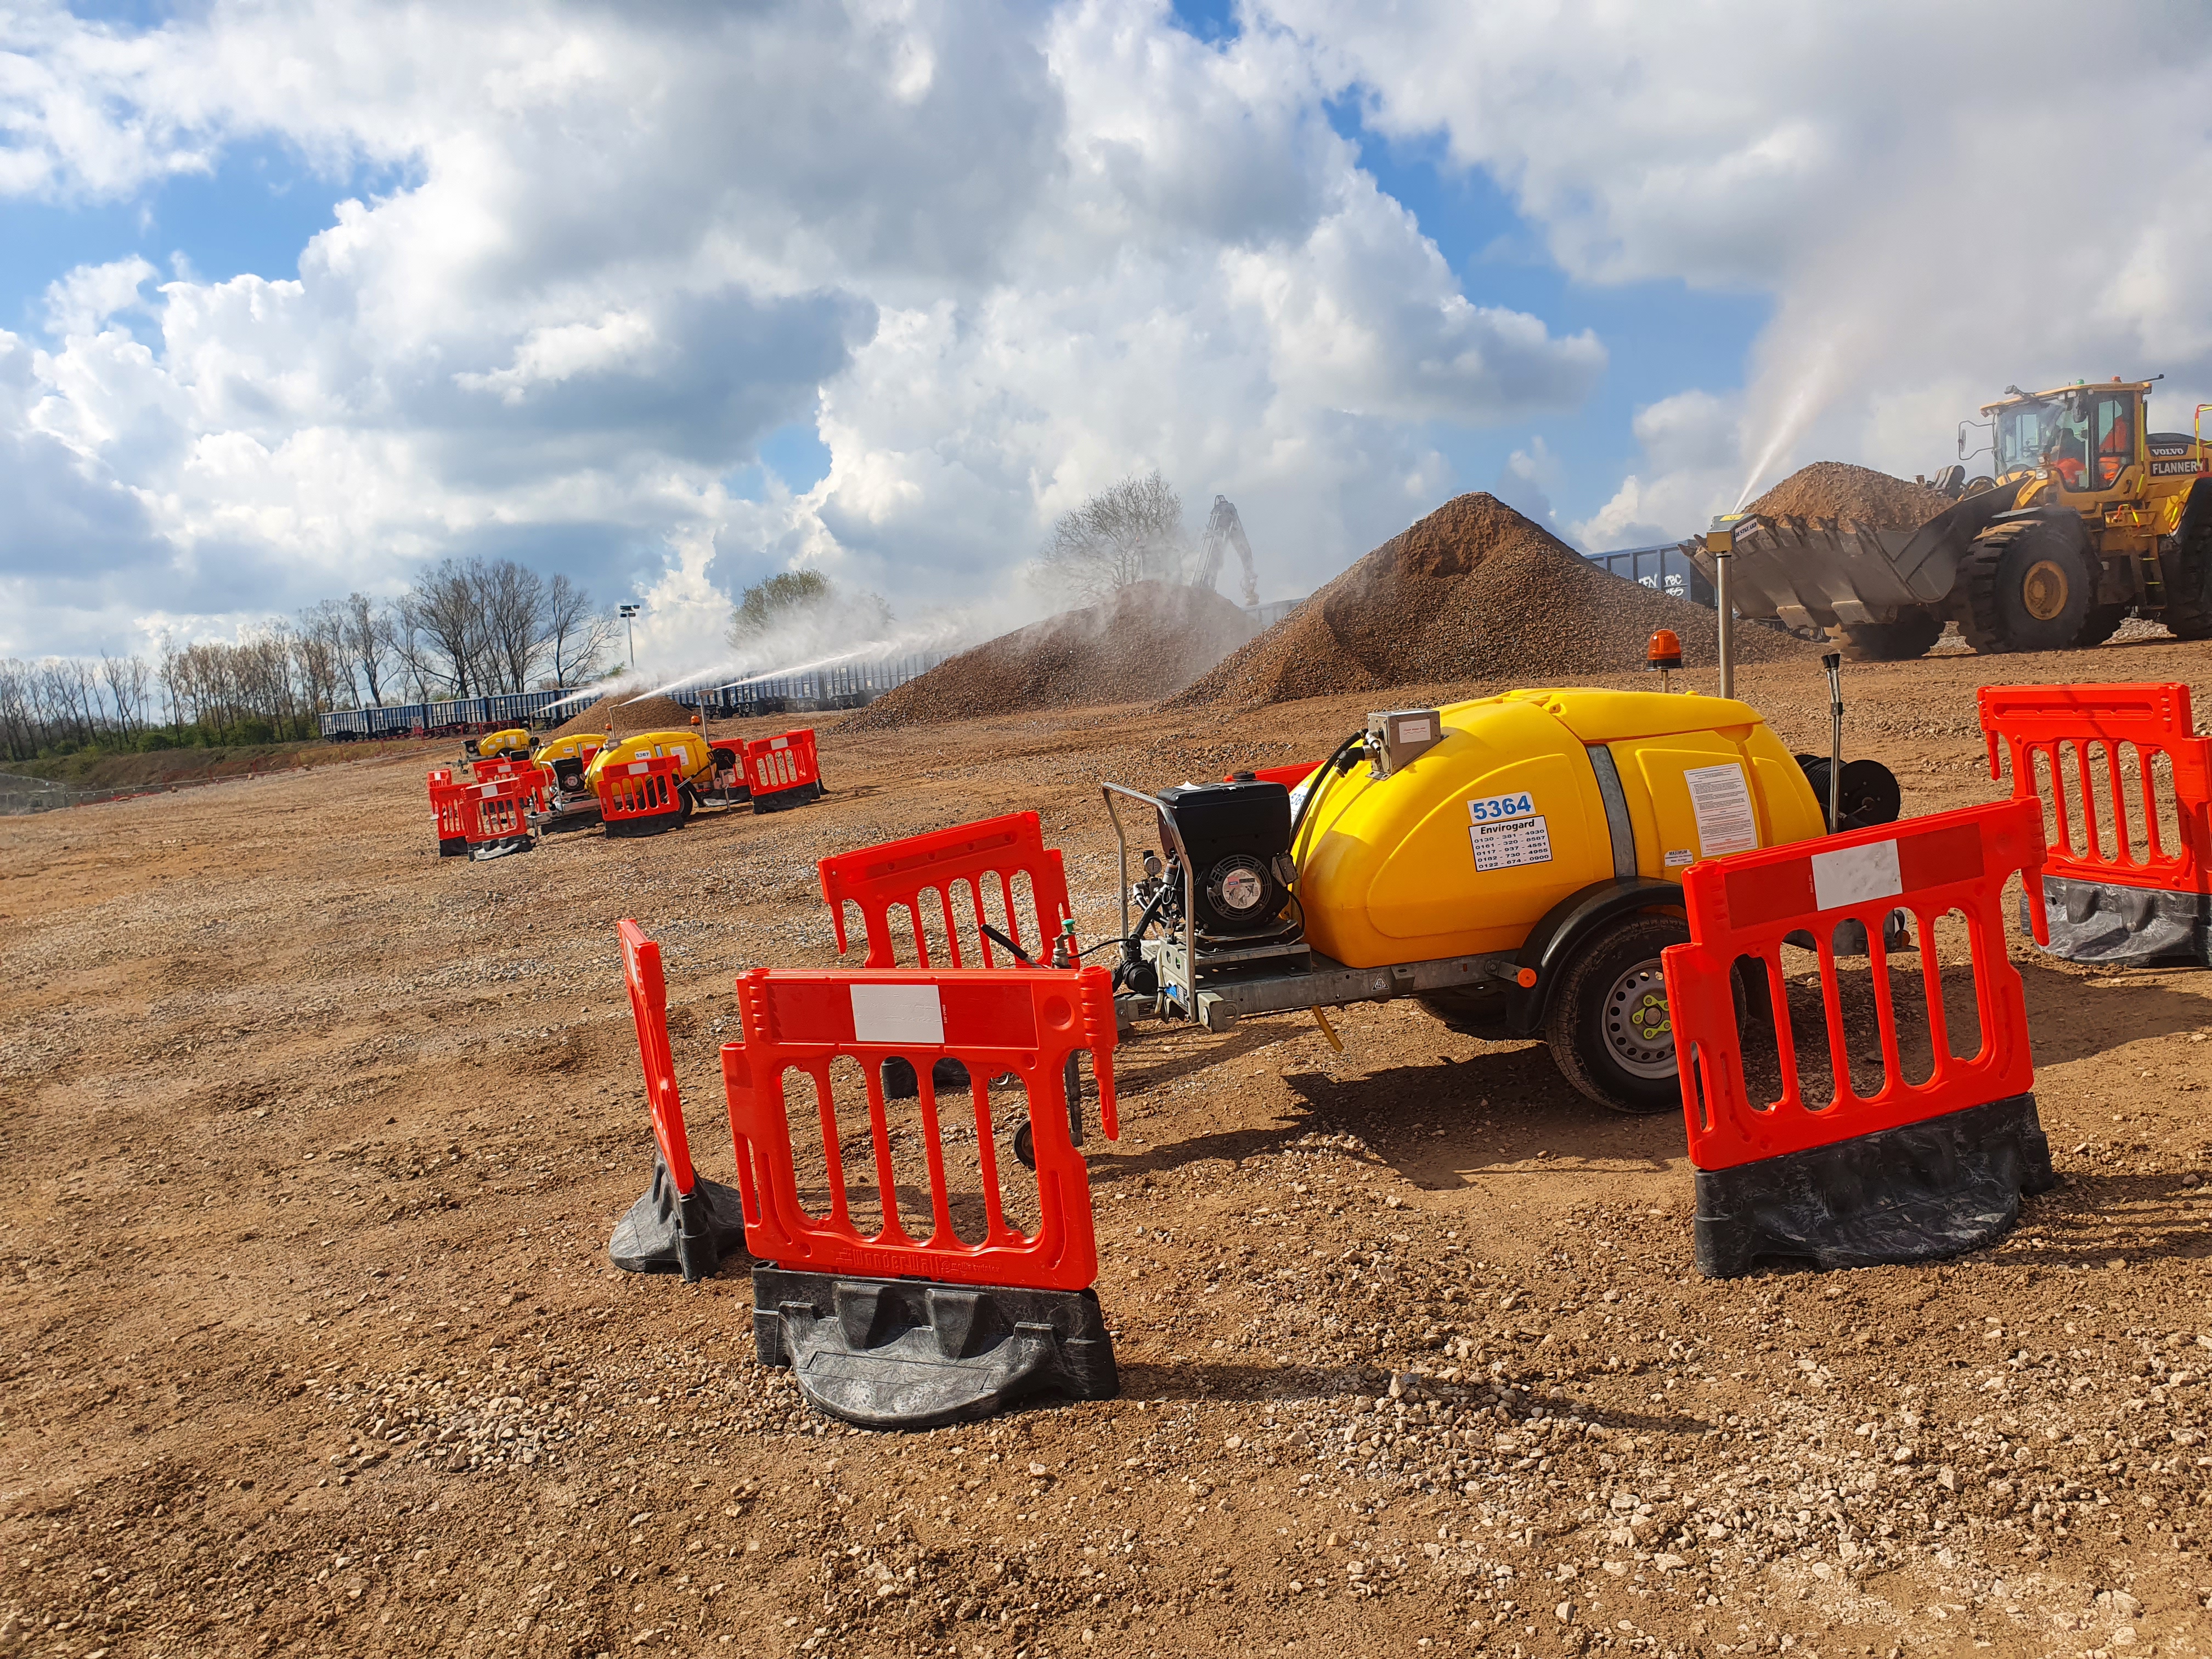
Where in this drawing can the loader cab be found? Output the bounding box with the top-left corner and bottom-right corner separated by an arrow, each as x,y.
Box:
1988,382 -> 2147,497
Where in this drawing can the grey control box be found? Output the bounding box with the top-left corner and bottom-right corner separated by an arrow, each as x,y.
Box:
1365,708 -> 1443,778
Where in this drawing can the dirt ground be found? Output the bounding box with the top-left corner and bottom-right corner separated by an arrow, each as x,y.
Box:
3,637 -> 2210,1659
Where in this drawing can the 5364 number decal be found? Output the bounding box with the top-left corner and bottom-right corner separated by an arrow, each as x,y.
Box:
1466,791 -> 1536,823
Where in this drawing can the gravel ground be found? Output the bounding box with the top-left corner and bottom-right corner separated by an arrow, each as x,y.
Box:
4,644 -> 2211,1659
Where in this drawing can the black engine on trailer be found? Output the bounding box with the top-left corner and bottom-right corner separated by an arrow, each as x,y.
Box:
1114,774 -> 1304,996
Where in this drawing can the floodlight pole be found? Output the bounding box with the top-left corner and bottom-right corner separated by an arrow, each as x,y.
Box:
619,603 -> 640,669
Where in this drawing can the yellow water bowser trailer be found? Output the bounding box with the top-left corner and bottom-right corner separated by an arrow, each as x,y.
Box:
1103,684 -> 1900,1114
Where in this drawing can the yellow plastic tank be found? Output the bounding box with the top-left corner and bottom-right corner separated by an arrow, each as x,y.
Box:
584,730 -> 713,792
534,730 -> 606,769
477,727 -> 532,759
1294,688 -> 1826,968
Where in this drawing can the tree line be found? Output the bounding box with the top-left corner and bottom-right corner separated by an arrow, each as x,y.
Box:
0,557 -> 623,763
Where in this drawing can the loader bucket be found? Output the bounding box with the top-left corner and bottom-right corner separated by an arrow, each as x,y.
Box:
1683,489 -> 2016,634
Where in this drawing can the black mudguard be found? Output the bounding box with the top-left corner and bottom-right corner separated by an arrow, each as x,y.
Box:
1504,877 -> 1685,1038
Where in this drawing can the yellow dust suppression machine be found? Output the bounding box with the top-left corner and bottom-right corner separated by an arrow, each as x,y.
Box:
1105,681 -> 1900,1114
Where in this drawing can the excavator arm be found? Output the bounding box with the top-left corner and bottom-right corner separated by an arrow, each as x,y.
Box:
1193,495 -> 1260,607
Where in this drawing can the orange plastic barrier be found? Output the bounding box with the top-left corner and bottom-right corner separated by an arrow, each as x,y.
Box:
819,811 -> 1074,968
471,756 -> 536,785
1227,762 -> 1321,789
462,773 -> 541,857
607,921 -> 748,1280
745,727 -> 822,811
428,769 -> 468,856
599,753 -> 687,831
1662,798 -> 2055,1276
719,964 -> 1118,1291
1980,681 -> 2212,893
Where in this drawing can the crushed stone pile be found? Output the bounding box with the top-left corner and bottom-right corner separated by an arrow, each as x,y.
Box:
839,581 -> 1256,730
1170,492 -> 1809,708
1746,461 -> 1953,529
546,691 -> 696,738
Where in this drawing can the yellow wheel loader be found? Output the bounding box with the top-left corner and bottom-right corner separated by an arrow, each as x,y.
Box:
1695,379 -> 2212,658
1104,685 -> 1899,1115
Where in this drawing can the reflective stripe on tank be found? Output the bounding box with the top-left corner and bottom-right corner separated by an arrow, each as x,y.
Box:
1584,744 -> 1639,881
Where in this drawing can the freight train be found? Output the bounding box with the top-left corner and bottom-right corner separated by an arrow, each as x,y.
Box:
316,689 -> 584,741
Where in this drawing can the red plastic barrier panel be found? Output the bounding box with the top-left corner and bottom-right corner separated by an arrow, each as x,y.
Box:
620,920 -> 703,1198
1979,681 -> 2212,894
1667,798 -> 2048,1170
1662,799 -> 2055,1276
472,756 -> 535,785
745,728 -> 820,798
464,773 -> 542,848
599,753 -> 687,824
819,811 -> 1073,968
1224,762 -> 1321,788
720,965 -> 1118,1291
431,774 -> 471,836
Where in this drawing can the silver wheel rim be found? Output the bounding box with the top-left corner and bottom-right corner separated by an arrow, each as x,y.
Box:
1602,958 -> 1676,1079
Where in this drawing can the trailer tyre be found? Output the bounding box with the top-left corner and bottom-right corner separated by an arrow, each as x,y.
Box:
1830,611 -> 1943,662
1544,911 -> 1691,1115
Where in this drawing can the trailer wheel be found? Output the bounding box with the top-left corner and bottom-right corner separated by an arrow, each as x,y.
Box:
1544,912 -> 1689,1115
1829,611 -> 1943,662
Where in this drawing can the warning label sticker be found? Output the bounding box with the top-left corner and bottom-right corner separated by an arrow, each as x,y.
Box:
1683,762 -> 1759,859
1471,814 -> 1553,872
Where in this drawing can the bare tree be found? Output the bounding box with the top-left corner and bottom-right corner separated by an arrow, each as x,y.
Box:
1042,472 -> 1188,600
471,559 -> 549,693
546,574 -> 618,686
341,593 -> 394,706
402,560 -> 483,697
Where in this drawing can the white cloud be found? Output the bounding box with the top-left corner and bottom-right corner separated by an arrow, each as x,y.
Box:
1270,0 -> 2212,533
1,0 -> 1606,657
41,254 -> 158,338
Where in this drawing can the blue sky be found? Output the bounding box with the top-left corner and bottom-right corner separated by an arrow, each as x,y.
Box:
4,0 -> 2204,662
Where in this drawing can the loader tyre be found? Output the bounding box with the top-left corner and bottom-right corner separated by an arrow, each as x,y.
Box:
1545,911 -> 1690,1115
1830,610 -> 1943,662
2164,520 -> 2212,640
1957,520 -> 2093,654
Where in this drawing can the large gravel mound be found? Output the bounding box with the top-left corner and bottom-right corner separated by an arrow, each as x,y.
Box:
838,582 -> 1256,731
1169,492 -> 1810,709
1746,461 -> 1953,529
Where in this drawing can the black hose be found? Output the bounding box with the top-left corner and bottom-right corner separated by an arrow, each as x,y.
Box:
1287,730 -> 1368,876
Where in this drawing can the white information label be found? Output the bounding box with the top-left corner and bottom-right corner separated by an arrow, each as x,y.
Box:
1396,716 -> 1433,745
1471,814 -> 1553,872
1466,789 -> 1539,825
1664,847 -> 1694,868
849,984 -> 945,1045
1684,762 -> 1758,858
1811,839 -> 1903,912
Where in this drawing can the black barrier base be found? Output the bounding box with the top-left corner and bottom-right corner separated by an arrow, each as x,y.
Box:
608,1157 -> 751,1282
2025,874 -> 2212,968
437,836 -> 468,858
467,836 -> 534,861
752,780 -> 825,815
1693,1093 -> 2055,1279
752,1267 -> 1116,1430
605,812 -> 684,839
